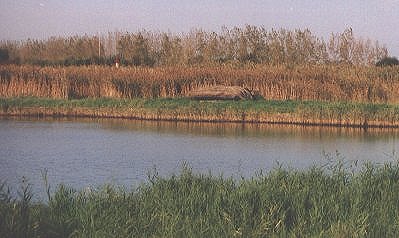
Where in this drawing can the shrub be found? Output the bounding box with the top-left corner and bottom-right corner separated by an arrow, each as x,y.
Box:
376,57 -> 399,67
0,48 -> 9,63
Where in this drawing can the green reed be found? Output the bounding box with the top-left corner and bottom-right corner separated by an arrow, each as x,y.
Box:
2,160 -> 399,237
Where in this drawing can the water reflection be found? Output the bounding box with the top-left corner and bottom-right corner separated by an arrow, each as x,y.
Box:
0,117 -> 398,200
99,118 -> 399,142
5,116 -> 399,140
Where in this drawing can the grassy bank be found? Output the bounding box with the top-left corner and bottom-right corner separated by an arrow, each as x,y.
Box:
2,162 -> 399,237
2,97 -> 399,128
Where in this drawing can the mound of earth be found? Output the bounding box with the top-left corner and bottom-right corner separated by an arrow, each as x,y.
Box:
188,85 -> 259,100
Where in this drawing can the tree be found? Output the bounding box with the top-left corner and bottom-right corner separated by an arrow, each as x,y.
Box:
159,33 -> 183,66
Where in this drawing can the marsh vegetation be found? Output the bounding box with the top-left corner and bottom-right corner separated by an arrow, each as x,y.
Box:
2,161 -> 399,237
1,26 -> 398,126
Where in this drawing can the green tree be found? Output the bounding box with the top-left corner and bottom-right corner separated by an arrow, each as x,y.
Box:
159,33 -> 183,66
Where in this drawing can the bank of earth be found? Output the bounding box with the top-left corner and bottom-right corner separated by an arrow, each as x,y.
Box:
2,97 -> 399,128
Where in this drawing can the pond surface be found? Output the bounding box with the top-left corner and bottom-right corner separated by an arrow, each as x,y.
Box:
1,117 -> 398,199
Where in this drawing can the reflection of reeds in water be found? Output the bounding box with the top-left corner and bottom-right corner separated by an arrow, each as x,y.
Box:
2,163 -> 399,237
1,64 -> 399,103
98,118 -> 399,141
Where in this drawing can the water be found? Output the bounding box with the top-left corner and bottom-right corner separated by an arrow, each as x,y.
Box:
1,117 -> 398,199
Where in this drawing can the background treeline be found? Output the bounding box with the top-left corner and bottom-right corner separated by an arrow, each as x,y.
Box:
0,26 -> 389,66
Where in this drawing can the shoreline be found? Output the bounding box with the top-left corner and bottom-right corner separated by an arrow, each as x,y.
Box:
2,97 -> 399,128
0,106 -> 392,129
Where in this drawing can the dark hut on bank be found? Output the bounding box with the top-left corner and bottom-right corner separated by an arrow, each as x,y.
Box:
187,85 -> 260,100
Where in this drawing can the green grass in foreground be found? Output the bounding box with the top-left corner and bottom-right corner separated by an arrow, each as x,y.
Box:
2,161 -> 399,237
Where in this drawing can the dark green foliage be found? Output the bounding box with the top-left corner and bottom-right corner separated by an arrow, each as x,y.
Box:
0,48 -> 9,63
376,56 -> 399,67
0,178 -> 36,238
2,162 -> 399,237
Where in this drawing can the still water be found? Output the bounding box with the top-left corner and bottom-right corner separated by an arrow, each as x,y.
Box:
1,117 -> 398,198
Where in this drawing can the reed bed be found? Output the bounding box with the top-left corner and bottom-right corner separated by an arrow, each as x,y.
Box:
2,97 -> 399,128
2,161 -> 399,237
1,64 -> 399,103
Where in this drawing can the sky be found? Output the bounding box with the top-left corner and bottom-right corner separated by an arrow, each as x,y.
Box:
1,0 -> 398,56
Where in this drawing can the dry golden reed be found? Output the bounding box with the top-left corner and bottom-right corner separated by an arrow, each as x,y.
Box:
1,64 -> 399,103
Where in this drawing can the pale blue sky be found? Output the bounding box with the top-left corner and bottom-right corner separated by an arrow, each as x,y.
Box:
1,0 -> 398,56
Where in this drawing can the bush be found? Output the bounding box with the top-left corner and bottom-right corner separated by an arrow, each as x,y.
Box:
0,48 -> 9,63
376,57 -> 399,67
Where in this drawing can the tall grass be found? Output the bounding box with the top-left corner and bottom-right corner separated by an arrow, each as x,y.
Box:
2,161 -> 399,237
1,64 -> 399,103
